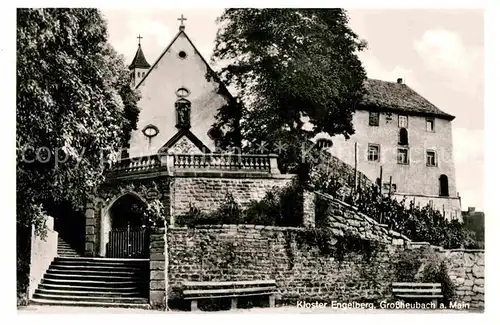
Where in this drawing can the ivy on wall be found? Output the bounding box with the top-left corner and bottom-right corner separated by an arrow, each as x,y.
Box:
176,182 -> 303,227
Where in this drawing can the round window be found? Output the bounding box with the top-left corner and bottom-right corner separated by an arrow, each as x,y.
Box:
142,124 -> 159,138
207,127 -> 223,140
178,51 -> 187,59
176,87 -> 190,98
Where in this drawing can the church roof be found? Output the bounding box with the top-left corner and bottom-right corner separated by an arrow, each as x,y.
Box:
360,78 -> 455,120
128,44 -> 151,70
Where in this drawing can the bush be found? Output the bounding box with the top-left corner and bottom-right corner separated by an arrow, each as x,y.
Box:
320,179 -> 479,250
177,182 -> 304,227
421,261 -> 456,306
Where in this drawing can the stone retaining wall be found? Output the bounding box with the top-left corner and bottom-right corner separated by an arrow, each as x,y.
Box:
166,225 -> 484,310
314,192 -> 411,245
171,174 -> 294,221
444,249 -> 484,308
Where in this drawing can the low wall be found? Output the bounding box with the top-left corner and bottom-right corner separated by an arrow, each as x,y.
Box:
444,249 -> 484,308
171,174 -> 294,219
150,227 -> 167,309
314,192 -> 411,245
28,216 -> 58,299
167,225 -> 484,310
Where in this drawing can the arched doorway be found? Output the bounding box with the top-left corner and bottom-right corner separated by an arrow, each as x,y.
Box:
104,193 -> 150,258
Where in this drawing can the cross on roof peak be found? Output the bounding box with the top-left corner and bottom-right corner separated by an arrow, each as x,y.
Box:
177,14 -> 187,30
137,34 -> 143,46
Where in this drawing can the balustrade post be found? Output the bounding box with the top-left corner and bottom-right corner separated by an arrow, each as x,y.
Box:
167,153 -> 175,170
269,154 -> 280,175
159,153 -> 168,167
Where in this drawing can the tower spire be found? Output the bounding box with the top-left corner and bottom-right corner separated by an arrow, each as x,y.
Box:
129,36 -> 151,70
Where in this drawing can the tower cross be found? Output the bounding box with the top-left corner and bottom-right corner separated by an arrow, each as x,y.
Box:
137,34 -> 143,45
177,14 -> 187,27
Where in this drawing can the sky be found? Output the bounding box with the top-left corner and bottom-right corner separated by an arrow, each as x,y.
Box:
101,8 -> 484,211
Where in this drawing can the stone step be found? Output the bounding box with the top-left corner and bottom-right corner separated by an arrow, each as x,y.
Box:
35,289 -> 145,298
50,264 -> 146,272
46,269 -> 148,276
32,255 -> 150,308
32,292 -> 148,304
41,277 -> 148,287
54,257 -> 148,265
53,261 -> 148,268
38,283 -> 145,292
30,298 -> 150,309
43,273 -> 144,281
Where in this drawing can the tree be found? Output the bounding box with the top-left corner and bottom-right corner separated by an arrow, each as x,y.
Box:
210,9 -> 367,178
17,8 -> 140,302
16,8 -> 139,231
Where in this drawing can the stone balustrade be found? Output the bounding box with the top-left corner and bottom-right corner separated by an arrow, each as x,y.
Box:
109,154 -> 162,173
170,153 -> 278,173
108,153 -> 281,176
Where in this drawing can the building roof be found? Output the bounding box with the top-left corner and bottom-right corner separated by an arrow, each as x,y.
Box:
128,44 -> 151,70
360,78 -> 455,120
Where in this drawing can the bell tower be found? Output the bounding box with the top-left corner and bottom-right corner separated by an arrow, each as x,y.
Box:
129,35 -> 151,87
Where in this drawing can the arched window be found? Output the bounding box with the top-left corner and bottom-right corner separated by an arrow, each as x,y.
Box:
175,98 -> 191,129
399,128 -> 408,145
439,174 -> 449,197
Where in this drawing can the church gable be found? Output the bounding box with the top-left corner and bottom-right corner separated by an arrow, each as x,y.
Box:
167,136 -> 203,154
159,129 -> 211,154
127,27 -> 231,158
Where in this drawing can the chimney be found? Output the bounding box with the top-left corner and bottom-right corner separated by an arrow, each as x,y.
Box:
397,78 -> 403,84
468,207 -> 475,214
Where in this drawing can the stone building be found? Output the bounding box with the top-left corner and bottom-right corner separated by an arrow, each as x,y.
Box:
315,78 -> 462,221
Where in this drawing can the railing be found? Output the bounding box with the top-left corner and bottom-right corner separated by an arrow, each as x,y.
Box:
107,153 -> 280,175
108,154 -> 162,173
172,154 -> 275,172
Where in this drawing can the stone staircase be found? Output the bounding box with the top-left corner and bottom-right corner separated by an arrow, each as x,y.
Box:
57,237 -> 80,257
30,257 -> 150,308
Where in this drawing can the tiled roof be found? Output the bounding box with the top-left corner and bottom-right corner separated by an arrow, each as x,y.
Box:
128,45 -> 151,70
360,78 -> 455,120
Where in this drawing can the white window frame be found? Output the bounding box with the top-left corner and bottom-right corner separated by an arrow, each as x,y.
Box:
426,150 -> 437,167
367,144 -> 380,162
398,114 -> 408,128
426,118 -> 435,132
397,148 -> 409,165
